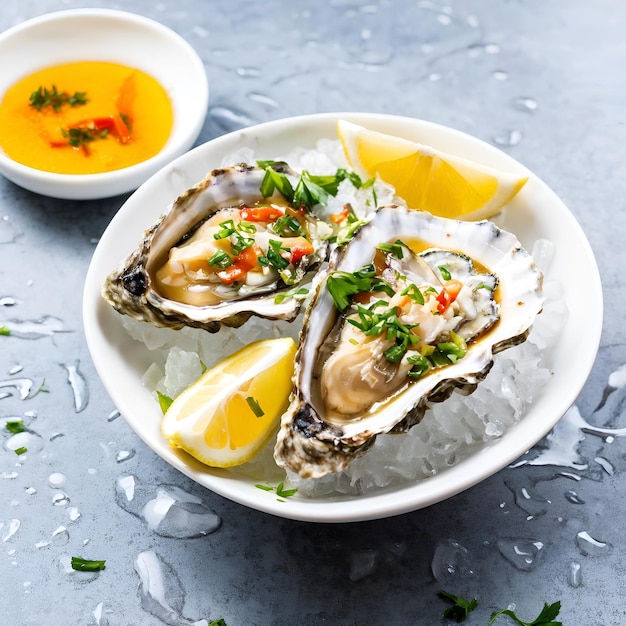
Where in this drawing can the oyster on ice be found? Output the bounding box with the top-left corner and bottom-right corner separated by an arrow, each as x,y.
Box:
274,205 -> 544,478
102,163 -> 329,332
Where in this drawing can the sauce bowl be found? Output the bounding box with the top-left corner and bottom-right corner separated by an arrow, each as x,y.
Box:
0,8 -> 208,200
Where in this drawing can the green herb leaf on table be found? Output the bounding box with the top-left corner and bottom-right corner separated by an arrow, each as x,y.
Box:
5,420 -> 26,434
157,391 -> 173,414
438,590 -> 478,623
488,601 -> 562,626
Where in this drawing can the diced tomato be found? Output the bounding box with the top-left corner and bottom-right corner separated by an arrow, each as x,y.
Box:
217,244 -> 262,285
436,280 -> 463,313
330,206 -> 350,224
240,206 -> 284,222
68,114 -> 131,143
287,238 -> 315,265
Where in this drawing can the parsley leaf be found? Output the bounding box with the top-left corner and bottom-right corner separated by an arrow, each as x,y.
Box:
29,85 -> 88,112
488,601 -> 562,626
438,590 -> 478,623
254,482 -> 298,501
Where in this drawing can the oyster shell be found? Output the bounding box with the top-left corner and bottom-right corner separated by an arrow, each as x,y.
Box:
274,205 -> 544,478
102,163 -> 329,332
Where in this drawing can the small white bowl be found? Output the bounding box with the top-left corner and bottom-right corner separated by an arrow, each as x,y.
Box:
0,9 -> 208,200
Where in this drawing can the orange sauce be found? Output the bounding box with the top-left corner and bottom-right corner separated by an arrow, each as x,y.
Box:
0,61 -> 173,174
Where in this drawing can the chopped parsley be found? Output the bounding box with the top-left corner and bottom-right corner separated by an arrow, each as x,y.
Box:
255,481 -> 298,501
70,556 -> 106,572
5,420 -> 26,434
326,264 -> 394,312
29,85 -> 88,112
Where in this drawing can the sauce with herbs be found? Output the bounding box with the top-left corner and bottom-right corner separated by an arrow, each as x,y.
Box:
0,61 -> 173,175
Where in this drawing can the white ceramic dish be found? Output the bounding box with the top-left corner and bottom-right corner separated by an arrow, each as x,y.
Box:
0,9 -> 208,200
83,112 -> 602,522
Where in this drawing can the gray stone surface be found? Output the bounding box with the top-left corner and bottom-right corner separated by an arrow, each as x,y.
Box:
1,1 -> 624,624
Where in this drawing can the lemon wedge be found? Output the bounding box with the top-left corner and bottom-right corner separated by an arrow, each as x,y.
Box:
337,119 -> 528,220
161,337 -> 297,468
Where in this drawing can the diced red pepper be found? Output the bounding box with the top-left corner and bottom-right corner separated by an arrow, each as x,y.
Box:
436,280 -> 463,313
239,206 -> 284,223
69,114 -> 131,143
217,244 -> 262,285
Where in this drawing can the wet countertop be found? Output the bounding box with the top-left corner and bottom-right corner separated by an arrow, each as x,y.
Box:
1,1 -> 625,624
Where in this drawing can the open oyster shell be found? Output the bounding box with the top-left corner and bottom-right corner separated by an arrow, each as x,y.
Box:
102,163 -> 329,332
274,205 -> 544,478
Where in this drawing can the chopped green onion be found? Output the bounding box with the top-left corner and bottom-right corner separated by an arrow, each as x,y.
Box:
156,391 -> 173,414
14,446 -> 27,456
0,325 -> 10,336
246,396 -> 265,418
213,219 -> 236,240
475,281 -> 493,291
230,232 -> 255,255
237,220 -> 257,234
271,214 -> 305,237
438,265 -> 452,281
274,286 -> 309,304
377,240 -> 407,259
208,250 -> 233,269
401,283 -> 425,305
71,557 -> 106,572
258,239 -> 290,271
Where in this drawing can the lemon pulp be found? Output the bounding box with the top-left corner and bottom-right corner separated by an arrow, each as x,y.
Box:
161,337 -> 297,468
337,119 -> 528,220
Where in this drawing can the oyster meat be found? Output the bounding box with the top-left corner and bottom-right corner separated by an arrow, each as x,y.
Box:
102,163 -> 329,332
274,205 -> 544,478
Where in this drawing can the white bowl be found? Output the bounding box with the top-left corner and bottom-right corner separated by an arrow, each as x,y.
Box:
0,9 -> 208,200
83,112 -> 602,522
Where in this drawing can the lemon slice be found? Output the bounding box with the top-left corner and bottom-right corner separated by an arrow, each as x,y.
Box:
337,119 -> 528,220
161,337 -> 297,468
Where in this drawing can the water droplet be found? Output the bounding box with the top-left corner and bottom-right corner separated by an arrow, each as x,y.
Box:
428,72 -> 442,82
568,561 -> 583,587
25,487 -> 37,495
134,550 -> 203,625
52,492 -> 70,506
0,296 -> 19,307
594,456 -> 615,475
431,539 -> 475,582
48,472 -> 67,488
8,365 -> 23,375
236,66 -> 261,77
107,410 -> 120,422
2,472 -> 18,479
576,531 -> 610,556
51,526 -> 70,546
565,490 -> 585,505
67,507 -> 81,522
436,13 -> 452,25
493,70 -> 508,81
5,431 -> 44,456
466,14 -> 480,28
49,432 -> 64,442
116,449 -> 136,463
484,43 -> 500,54
511,485 -> 550,518
116,476 -> 220,538
0,377 -> 33,400
88,468 -> 98,475
1,316 -> 69,339
349,549 -> 379,581
497,538 -> 544,571
209,106 -> 257,132
1,519 -> 21,542
63,361 -> 89,413
192,26 -> 208,38
494,130 -> 523,147
247,93 -> 279,108
0,215 -> 18,244
513,97 -> 538,112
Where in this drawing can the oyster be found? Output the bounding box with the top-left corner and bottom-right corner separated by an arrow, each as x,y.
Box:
274,205 -> 544,478
102,163 -> 329,332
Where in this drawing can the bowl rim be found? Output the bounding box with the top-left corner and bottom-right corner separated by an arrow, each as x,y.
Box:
83,111 -> 603,522
0,8 -> 209,199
